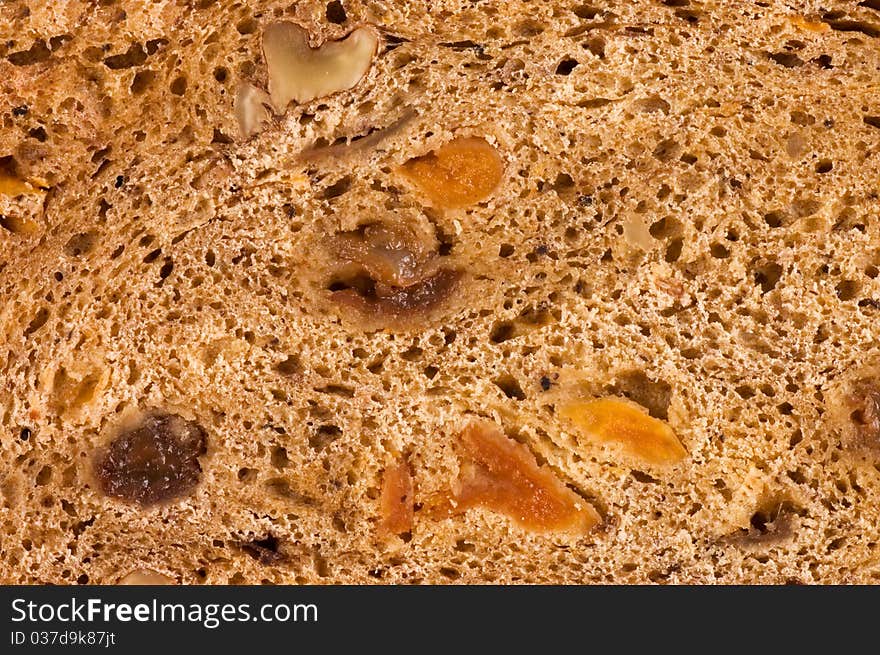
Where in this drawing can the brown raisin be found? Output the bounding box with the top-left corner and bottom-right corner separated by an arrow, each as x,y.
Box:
331,268 -> 461,323
325,221 -> 461,329
94,412 -> 207,506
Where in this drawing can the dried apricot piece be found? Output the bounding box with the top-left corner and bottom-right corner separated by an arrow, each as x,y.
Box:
399,136 -> 503,209
0,172 -> 46,235
790,16 -> 830,33
0,161 -> 48,197
559,398 -> 686,467
434,421 -> 600,534
378,459 -> 413,537
0,175 -> 40,196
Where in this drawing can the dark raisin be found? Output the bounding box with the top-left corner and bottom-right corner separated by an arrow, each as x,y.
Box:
12,105 -> 29,117
331,268 -> 461,319
94,412 -> 207,506
326,222 -> 462,329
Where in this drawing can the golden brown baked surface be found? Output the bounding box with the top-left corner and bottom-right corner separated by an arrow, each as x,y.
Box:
3,0 -> 880,584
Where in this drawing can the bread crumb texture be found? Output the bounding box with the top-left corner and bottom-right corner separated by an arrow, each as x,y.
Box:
3,0 -> 880,585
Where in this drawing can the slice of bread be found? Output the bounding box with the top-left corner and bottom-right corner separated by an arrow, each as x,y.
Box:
3,0 -> 880,584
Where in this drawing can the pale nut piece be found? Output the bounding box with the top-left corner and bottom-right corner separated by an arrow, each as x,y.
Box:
234,83 -> 271,138
118,569 -> 174,585
262,21 -> 379,112
622,214 -> 654,251
560,397 -> 687,467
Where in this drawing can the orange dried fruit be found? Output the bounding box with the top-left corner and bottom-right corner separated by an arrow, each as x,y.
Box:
790,16 -> 830,33
0,171 -> 47,235
0,175 -> 36,196
378,459 -> 414,537
0,213 -> 39,235
560,398 -> 686,466
0,170 -> 48,195
399,136 -> 503,209
432,421 -> 600,534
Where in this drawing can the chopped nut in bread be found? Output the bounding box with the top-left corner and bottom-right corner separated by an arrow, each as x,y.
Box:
234,83 -> 271,139
262,21 -> 379,112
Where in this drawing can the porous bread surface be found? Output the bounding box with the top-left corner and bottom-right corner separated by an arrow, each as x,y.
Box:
3,0 -> 880,585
